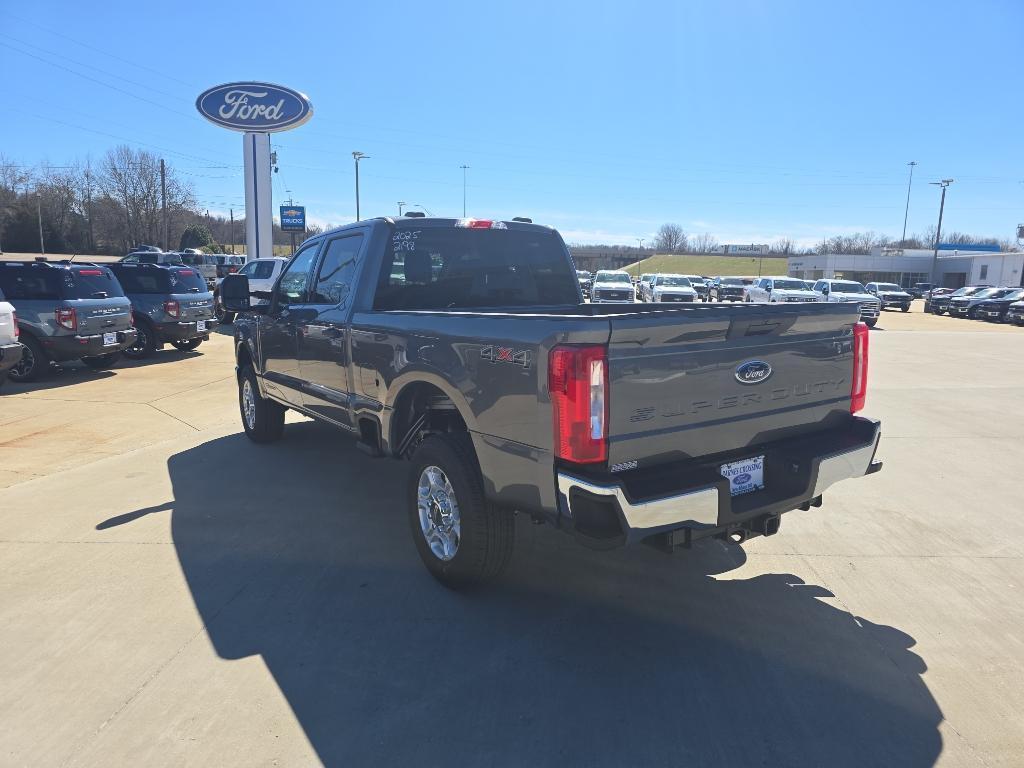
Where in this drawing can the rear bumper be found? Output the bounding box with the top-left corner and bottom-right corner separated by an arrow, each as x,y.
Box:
42,330 -> 138,361
155,319 -> 218,341
555,416 -> 882,548
0,342 -> 23,375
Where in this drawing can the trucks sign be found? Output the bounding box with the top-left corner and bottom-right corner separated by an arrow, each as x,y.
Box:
195,82 -> 313,132
280,206 -> 306,232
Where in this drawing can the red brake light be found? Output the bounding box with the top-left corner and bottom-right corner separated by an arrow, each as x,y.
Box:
77,269 -> 104,276
455,218 -> 507,230
12,312 -> 18,338
164,300 -> 180,318
548,345 -> 608,464
851,322 -> 869,414
178,269 -> 195,276
55,307 -> 77,331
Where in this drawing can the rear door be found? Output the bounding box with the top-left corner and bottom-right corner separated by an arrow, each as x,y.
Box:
64,267 -> 133,335
261,242 -> 320,406
604,303 -> 860,468
297,232 -> 365,426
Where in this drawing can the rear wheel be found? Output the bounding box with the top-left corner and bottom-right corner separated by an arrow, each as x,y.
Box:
239,365 -> 285,443
171,338 -> 203,352
81,352 -> 121,370
408,433 -> 514,589
123,320 -> 157,358
214,296 -> 235,325
9,335 -> 48,382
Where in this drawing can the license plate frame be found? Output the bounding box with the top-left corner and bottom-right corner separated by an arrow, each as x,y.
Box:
720,455 -> 765,496
196,320 -> 207,332
102,332 -> 118,347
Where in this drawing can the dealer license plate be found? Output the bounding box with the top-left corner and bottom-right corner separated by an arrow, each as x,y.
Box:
196,320 -> 207,332
102,332 -> 117,346
720,455 -> 765,496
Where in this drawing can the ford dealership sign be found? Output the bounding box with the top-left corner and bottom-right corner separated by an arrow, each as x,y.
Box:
196,82 -> 313,132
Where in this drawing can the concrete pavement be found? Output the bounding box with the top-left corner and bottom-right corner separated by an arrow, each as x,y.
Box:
1,314 -> 1023,766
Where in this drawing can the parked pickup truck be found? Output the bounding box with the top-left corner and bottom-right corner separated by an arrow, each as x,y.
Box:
221,216 -> 882,588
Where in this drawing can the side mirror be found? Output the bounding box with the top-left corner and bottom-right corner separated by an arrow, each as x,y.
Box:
221,274 -> 255,313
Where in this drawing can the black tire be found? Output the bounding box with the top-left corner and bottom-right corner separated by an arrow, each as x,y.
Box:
901,305 -> 910,312
9,334 -> 48,382
81,352 -> 121,370
214,296 -> 235,325
408,433 -> 514,589
865,318 -> 878,328
171,338 -> 203,352
239,364 -> 285,443
123,319 -> 157,359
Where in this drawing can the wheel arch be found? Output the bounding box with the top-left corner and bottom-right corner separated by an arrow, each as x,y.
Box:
385,375 -> 475,459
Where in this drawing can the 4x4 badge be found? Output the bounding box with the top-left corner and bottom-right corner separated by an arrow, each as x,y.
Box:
480,346 -> 531,369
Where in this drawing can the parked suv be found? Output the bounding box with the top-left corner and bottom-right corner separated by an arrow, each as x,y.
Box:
865,282 -> 912,312
0,287 -> 22,388
108,264 -> 216,358
121,251 -> 183,266
812,279 -> 880,327
929,285 -> 989,315
0,261 -> 137,382
215,257 -> 288,323
974,288 -> 1024,322
948,287 -> 1016,319
908,282 -> 933,299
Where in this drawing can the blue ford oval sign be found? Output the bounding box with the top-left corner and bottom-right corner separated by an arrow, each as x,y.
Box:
735,360 -> 773,385
196,82 -> 313,132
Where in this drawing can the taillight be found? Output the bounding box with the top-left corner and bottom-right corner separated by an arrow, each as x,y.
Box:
851,322 -> 869,414
164,300 -> 180,318
12,312 -> 19,338
455,218 -> 507,230
55,307 -> 77,331
548,345 -> 608,464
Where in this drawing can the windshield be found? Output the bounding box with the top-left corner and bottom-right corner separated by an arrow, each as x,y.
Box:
64,267 -> 126,299
657,276 -> 691,287
831,281 -> 866,293
374,226 -> 579,310
772,279 -> 807,290
876,283 -> 901,291
684,276 -> 706,284
721,277 -> 746,285
595,272 -> 632,284
972,288 -> 1002,298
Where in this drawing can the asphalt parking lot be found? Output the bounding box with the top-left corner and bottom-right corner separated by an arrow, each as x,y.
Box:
2,305 -> 1023,767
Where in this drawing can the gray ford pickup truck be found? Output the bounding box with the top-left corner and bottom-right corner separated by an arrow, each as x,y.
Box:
221,216 -> 881,588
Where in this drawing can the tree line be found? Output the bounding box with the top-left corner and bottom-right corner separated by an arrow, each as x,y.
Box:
0,146 -> 322,256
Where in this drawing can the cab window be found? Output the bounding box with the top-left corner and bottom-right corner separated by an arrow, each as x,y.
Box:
274,245 -> 320,306
311,235 -> 364,305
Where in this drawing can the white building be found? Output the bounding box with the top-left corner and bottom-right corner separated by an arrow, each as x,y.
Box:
787,246 -> 1024,289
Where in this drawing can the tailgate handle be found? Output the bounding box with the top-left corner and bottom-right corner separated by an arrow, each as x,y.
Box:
727,317 -> 794,339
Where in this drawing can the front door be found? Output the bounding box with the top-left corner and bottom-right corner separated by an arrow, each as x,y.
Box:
298,232 -> 365,427
261,243 -> 320,406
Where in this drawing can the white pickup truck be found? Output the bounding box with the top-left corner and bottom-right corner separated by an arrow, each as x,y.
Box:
0,289 -> 22,388
214,257 -> 288,323
812,279 -> 881,327
745,276 -> 821,304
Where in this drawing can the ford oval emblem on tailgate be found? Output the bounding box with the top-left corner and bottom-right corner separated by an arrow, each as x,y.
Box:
735,360 -> 773,385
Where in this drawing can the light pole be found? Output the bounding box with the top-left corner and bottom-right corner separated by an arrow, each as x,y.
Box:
36,191 -> 45,255
901,161 -> 917,246
352,151 -> 369,221
636,238 -> 645,279
397,201 -> 406,216
929,179 -> 954,285
460,165 -> 470,217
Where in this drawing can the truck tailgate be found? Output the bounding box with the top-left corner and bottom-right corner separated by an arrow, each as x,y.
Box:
606,303 -> 860,468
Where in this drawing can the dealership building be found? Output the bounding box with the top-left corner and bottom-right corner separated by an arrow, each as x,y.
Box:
787,244 -> 1024,289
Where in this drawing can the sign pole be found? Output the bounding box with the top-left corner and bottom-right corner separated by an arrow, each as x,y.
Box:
243,132 -> 273,261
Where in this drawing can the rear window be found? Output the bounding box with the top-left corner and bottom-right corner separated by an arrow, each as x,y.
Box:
64,267 -> 126,299
374,226 -> 579,310
721,278 -> 746,285
167,269 -> 208,293
772,279 -> 807,290
657,276 -> 691,286
0,267 -> 62,300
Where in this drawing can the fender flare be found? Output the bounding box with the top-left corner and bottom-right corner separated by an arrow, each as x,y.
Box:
382,369 -> 476,454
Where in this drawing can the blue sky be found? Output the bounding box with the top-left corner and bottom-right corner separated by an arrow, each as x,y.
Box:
2,0 -> 1022,247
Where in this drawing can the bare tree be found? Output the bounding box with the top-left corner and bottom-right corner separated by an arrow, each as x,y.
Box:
653,223 -> 686,253
690,232 -> 718,253
771,238 -> 794,255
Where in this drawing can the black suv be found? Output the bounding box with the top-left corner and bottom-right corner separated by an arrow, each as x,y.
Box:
973,288 -> 1024,322
929,285 -> 990,315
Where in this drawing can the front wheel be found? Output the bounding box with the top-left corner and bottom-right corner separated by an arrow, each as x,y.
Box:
171,338 -> 203,352
865,318 -> 878,328
239,365 -> 285,443
901,305 -> 910,313
81,352 -> 121,370
408,434 -> 514,589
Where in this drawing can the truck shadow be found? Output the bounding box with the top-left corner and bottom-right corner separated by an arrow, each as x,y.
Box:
166,421 -> 941,767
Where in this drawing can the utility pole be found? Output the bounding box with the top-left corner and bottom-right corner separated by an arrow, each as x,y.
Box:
36,191 -> 45,255
85,168 -> 94,253
352,151 -> 368,221
901,161 -> 917,246
229,208 -> 235,254
397,201 -> 406,216
636,238 -> 644,279
285,195 -> 296,255
929,179 -> 954,285
460,164 -> 470,217
160,158 -> 168,251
